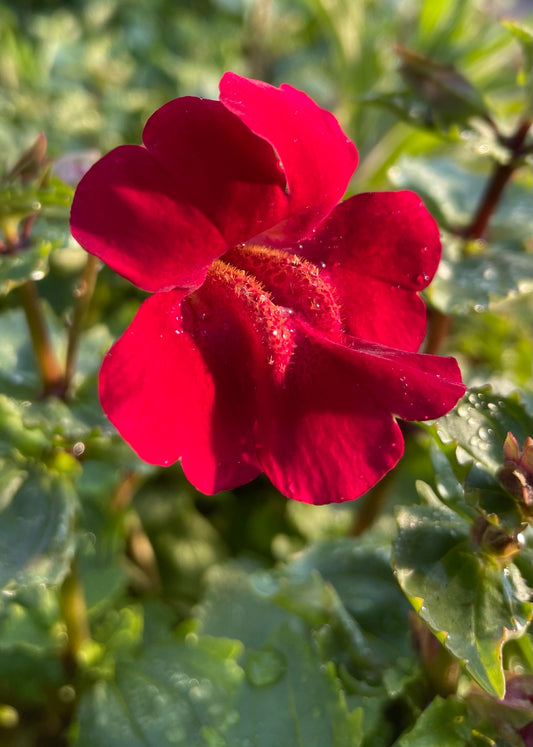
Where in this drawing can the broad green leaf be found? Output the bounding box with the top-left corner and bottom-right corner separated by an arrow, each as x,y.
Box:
0,240 -> 52,295
225,623 -> 361,747
395,696 -> 482,747
393,504 -> 532,697
434,388 -> 533,475
287,538 -> 413,663
0,461 -> 77,592
428,234 -> 533,315
74,634 -> 243,747
199,563 -> 372,667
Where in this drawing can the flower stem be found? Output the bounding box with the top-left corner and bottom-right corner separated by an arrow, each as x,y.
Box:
59,559 -> 90,675
63,254 -> 100,397
18,280 -> 65,396
465,118 -> 532,240
425,117 -> 531,355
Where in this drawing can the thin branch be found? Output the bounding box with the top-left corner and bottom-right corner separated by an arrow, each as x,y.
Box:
18,280 -> 65,396
63,254 -> 100,396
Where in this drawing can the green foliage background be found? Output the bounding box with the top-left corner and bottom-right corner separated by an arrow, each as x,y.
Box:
0,0 -> 532,745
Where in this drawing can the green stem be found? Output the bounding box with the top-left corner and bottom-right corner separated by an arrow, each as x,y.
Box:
63,254 -> 100,396
18,280 -> 65,396
59,560 -> 90,675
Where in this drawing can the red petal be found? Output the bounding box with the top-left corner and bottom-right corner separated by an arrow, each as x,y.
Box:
295,191 -> 440,349
299,191 -> 441,289
257,330 -> 404,505
337,276 -> 428,350
99,290 -> 261,493
344,336 -> 466,421
219,72 -> 358,242
71,145 -> 227,293
143,97 -> 289,247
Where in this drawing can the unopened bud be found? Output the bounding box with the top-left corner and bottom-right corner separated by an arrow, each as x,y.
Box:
6,132 -> 48,184
498,433 -> 533,520
396,46 -> 489,124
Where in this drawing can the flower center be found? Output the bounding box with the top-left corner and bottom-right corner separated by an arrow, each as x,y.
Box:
225,244 -> 343,339
183,244 -> 343,384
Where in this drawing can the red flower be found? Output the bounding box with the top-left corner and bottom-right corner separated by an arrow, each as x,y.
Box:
70,72 -> 465,504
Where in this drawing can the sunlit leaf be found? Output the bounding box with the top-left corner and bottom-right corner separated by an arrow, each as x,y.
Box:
393,503 -> 532,697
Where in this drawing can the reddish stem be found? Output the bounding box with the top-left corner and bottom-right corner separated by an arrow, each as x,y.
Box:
465,118 -> 532,240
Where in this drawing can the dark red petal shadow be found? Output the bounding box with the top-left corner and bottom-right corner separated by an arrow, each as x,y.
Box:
70,145 -> 228,293
99,290 -> 261,493
143,97 -> 289,247
219,72 -> 358,242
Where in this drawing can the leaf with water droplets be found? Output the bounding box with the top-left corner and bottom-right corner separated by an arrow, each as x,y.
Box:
427,234 -> 533,315
393,504 -> 533,698
74,634 -> 243,747
225,624 -> 361,747
0,241 -> 53,296
433,387 -> 532,476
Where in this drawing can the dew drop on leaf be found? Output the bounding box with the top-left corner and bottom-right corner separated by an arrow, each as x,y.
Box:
244,648 -> 287,687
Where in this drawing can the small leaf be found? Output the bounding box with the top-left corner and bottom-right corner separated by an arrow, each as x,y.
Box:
395,696 -> 478,747
502,19 -> 533,98
0,240 -> 53,295
393,504 -> 533,697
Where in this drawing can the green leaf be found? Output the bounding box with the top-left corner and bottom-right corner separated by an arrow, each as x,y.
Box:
0,584 -> 66,704
427,234 -> 533,315
0,461 -> 77,592
74,634 -> 243,747
395,696 -> 481,747
502,19 -> 532,100
225,623 -> 361,747
389,157 -> 533,240
286,538 -> 413,664
434,388 -> 533,475
0,240 -> 53,295
393,504 -> 533,697
0,306 -> 64,399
